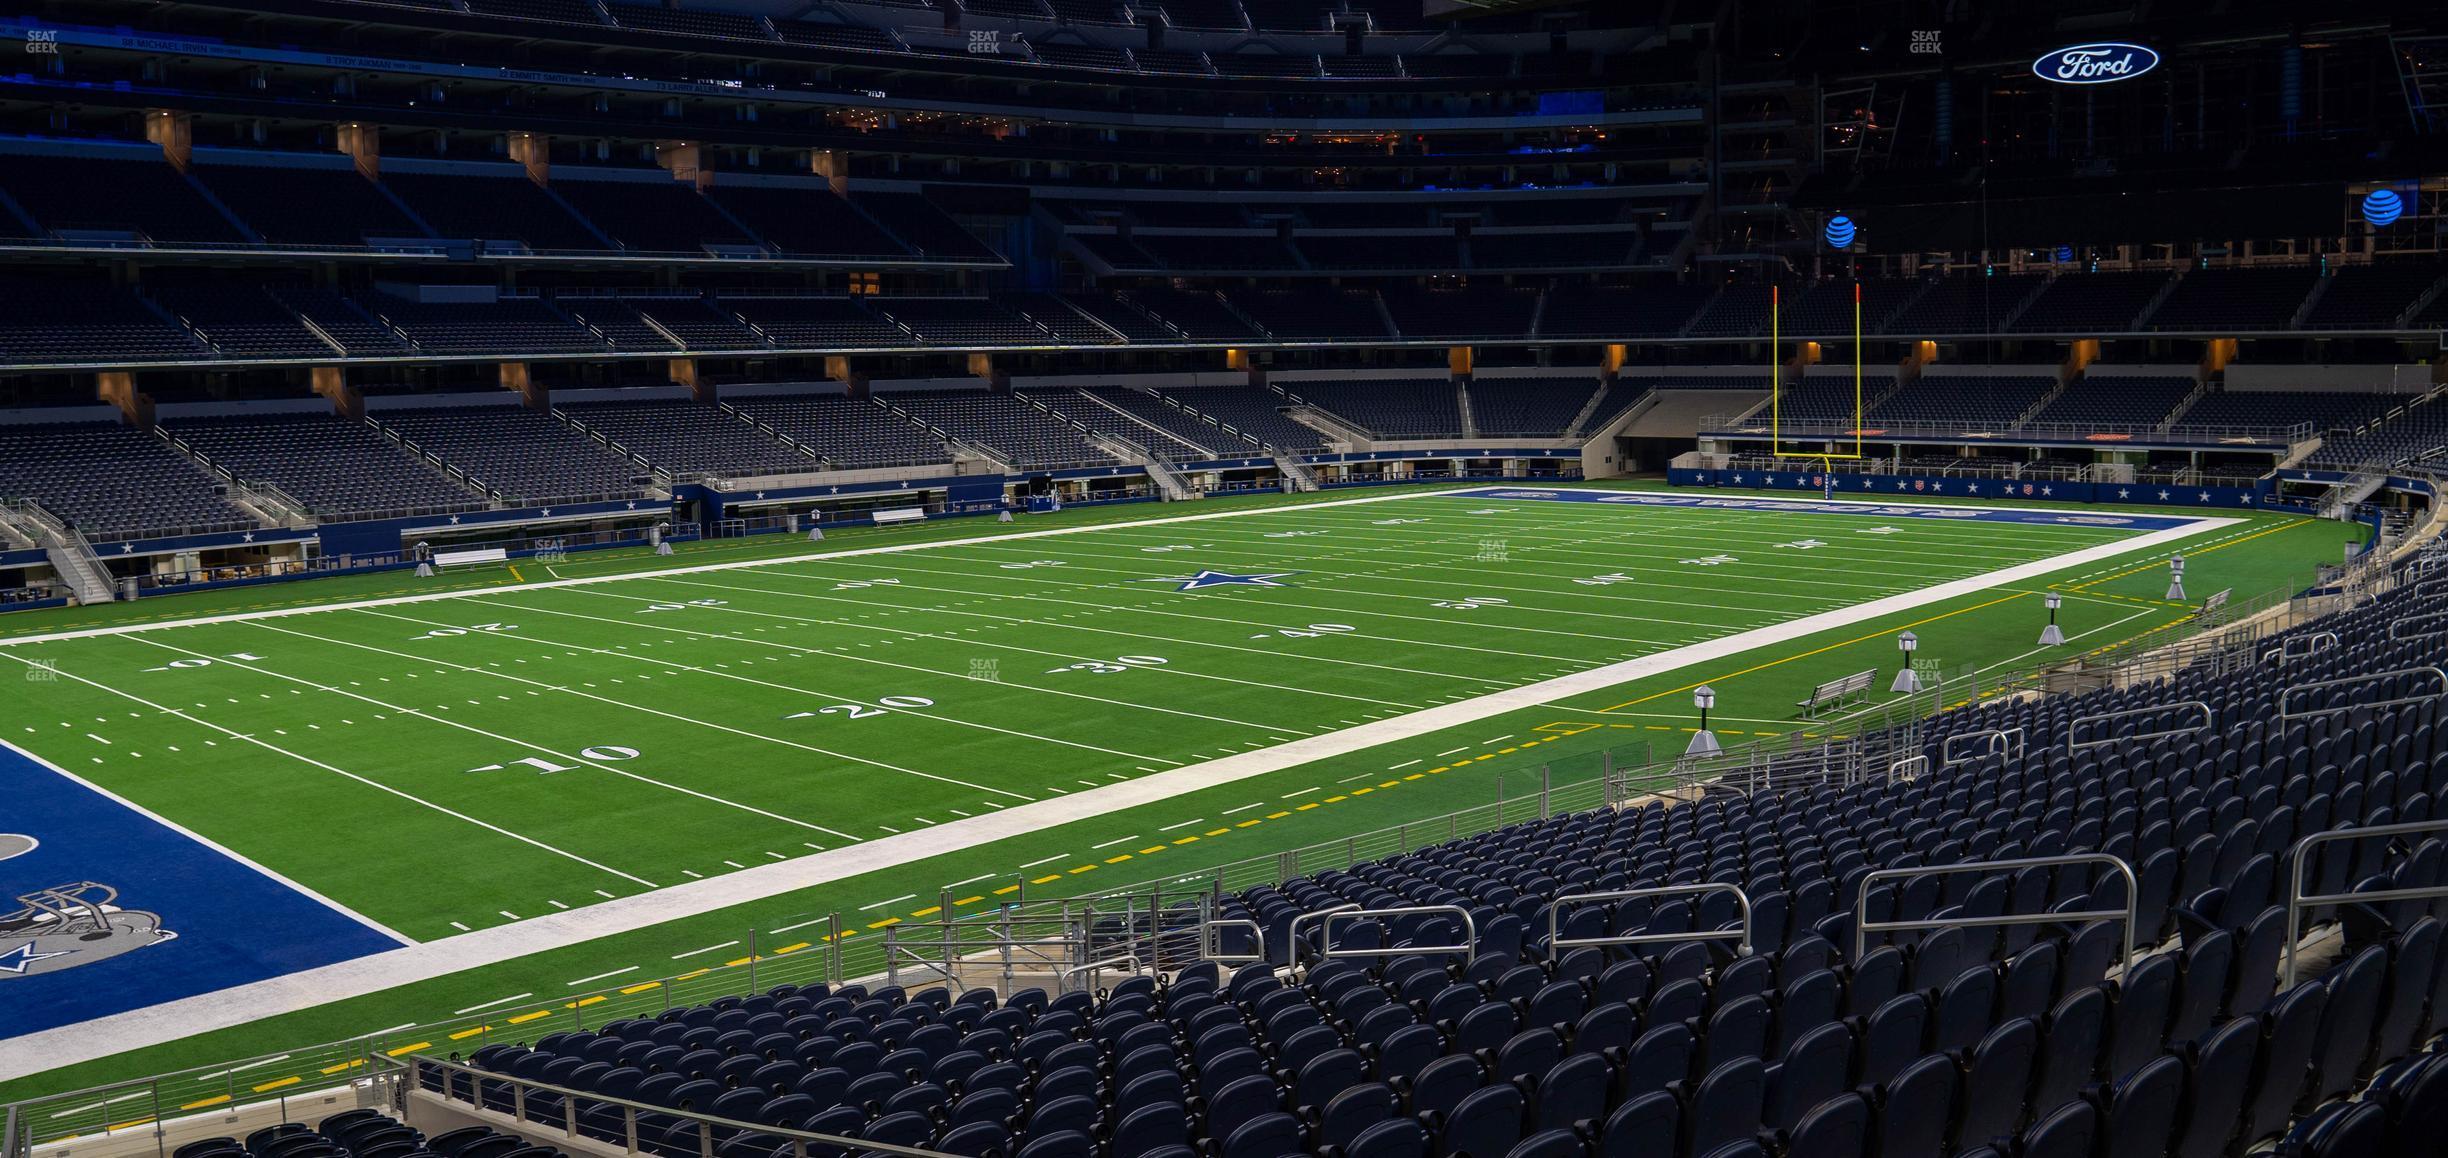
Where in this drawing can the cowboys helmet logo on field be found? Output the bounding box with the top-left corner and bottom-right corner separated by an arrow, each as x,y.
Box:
0,838 -> 177,979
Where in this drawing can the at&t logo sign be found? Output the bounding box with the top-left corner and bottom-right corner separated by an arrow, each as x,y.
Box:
2033,43 -> 2159,85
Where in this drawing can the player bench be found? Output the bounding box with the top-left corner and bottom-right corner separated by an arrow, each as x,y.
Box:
1796,669 -> 1877,717
432,547 -> 507,568
870,507 -> 926,527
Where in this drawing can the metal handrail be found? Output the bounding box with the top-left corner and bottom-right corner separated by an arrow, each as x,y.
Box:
1941,726 -> 2026,767
2069,701 -> 2213,752
2279,667 -> 2448,720
1197,917 -> 1266,968
1545,884 -> 1753,956
1311,905 -> 1477,965
2387,613 -> 2448,641
1889,755 -> 1930,784
2284,819 -> 2448,987
1281,902 -> 1362,965
2263,631 -> 2339,665
386,1054 -> 958,1158
1853,854 -> 2138,967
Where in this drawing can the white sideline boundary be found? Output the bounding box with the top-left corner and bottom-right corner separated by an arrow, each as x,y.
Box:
0,510 -> 2242,1076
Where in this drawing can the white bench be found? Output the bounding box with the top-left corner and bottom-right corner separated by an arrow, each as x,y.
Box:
432,547 -> 508,568
871,507 -> 926,527
1796,669 -> 1877,717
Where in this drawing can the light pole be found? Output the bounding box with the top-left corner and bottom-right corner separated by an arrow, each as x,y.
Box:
2039,592 -> 2065,646
1891,631 -> 1922,693
1685,685 -> 1721,757
2166,554 -> 2186,600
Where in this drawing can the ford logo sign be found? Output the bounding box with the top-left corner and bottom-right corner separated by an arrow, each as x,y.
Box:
2033,43 -> 2160,85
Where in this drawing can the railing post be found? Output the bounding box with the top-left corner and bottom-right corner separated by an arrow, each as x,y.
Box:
942,889 -> 957,992
827,913 -> 843,986
884,924 -> 899,987
1540,764 -> 1552,818
746,927 -> 757,993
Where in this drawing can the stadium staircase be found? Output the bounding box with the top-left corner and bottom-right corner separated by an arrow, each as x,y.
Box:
2404,278 -> 2448,328
5,500 -> 116,604
2012,377 -> 2069,428
1455,380 -> 1477,438
1280,399 -> 1372,445
710,402 -> 829,470
1216,293 -> 1273,341
1372,292 -> 1402,339
2318,458 -> 2394,518
1274,455 -> 1321,491
229,479 -> 315,527
550,407 -> 676,489
1525,287 -> 1551,338
1085,430 -> 1197,500
2157,377 -> 2214,436
1993,277 -> 2053,331
2130,270 -> 2185,330
1068,389 -> 1224,459
2291,276 -> 2335,330
1560,380 -> 1612,438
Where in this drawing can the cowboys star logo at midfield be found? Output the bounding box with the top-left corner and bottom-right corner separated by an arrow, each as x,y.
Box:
1134,570 -> 1299,592
0,836 -> 178,979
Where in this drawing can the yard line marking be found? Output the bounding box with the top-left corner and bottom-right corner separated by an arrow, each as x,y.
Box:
626,578 -> 1424,711
770,556 -> 1621,658
0,505 -> 2245,1080
768,916 -> 831,935
1163,508 -> 2055,604
1437,747 -> 1468,757
433,598 -> 1280,740
1282,786 -> 1323,798
859,895 -> 917,910
156,628 -> 877,839
1157,818 -> 1205,832
566,967 -> 637,986
0,730 -> 418,945
944,873 -> 995,889
1090,835 -> 1140,850
959,534 -> 1783,631
453,994 -> 534,1015
671,941 -> 739,959
677,570 -> 1525,681
1020,853 -> 1070,869
6,663 -> 657,893
0,486 -> 1493,649
411,601 -> 1188,767
1223,802 -> 1265,814
84,733 -> 109,745
1389,759 -> 1421,770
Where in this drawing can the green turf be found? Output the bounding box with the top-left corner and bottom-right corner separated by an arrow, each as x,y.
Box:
0,482 -> 2368,1119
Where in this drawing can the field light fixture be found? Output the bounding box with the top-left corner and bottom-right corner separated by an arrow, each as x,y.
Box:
1686,685 -> 1721,757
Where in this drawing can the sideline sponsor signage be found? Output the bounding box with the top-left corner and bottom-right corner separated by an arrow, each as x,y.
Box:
2033,43 -> 2160,85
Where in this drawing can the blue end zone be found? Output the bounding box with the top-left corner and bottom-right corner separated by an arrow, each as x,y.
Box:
1443,487 -> 2208,532
0,742 -> 404,1038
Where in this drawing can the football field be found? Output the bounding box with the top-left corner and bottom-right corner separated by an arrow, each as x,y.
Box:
0,483 -> 2365,1109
